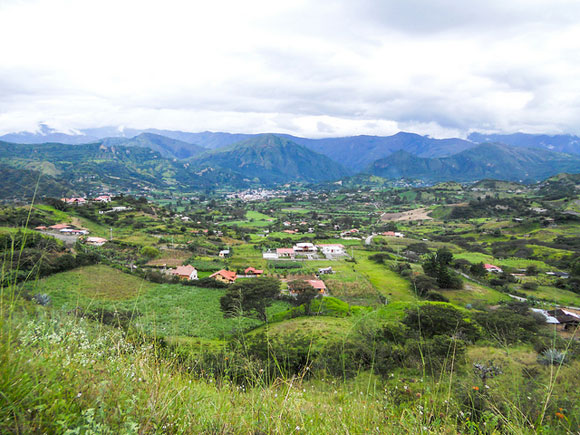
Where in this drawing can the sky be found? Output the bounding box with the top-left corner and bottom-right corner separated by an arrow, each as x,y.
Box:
1,0 -> 580,138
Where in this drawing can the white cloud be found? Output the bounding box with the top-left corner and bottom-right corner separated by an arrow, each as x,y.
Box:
1,0 -> 580,137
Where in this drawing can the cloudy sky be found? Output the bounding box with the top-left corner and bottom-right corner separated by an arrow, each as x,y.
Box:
1,0 -> 580,138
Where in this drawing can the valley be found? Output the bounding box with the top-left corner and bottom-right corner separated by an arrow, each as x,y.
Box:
1,168 -> 579,433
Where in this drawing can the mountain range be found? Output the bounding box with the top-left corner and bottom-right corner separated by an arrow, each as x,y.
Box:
366,143 -> 580,183
1,125 -> 580,197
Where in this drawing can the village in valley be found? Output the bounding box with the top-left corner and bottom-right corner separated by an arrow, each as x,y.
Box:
2,173 -> 580,432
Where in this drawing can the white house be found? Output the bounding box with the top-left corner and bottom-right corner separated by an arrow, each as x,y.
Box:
317,244 -> 347,256
263,250 -> 279,260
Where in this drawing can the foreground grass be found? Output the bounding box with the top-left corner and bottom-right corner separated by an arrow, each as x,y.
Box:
2,307 -> 579,434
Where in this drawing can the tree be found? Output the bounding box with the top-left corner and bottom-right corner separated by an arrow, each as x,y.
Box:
220,277 -> 280,322
470,262 -> 487,278
288,280 -> 320,315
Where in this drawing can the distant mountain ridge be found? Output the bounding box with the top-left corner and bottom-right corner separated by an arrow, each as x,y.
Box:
366,143 -> 580,183
99,133 -> 206,159
468,132 -> 580,155
189,134 -> 349,184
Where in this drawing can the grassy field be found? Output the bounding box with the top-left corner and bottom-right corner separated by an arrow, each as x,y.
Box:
439,279 -> 511,306
352,250 -> 415,302
228,210 -> 275,228
27,265 -> 291,339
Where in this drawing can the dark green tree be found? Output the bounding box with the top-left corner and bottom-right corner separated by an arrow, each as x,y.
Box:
220,277 -> 281,322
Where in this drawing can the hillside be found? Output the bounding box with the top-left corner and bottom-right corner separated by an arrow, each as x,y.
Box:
469,132 -> 580,155
190,134 -> 350,184
0,164 -> 75,199
0,141 -> 222,194
100,133 -> 206,159
367,143 -> 580,183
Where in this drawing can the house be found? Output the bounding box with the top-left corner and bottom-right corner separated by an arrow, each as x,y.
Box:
293,242 -> 317,253
546,309 -> 580,330
318,266 -> 334,275
547,271 -> 570,279
283,229 -> 298,234
210,269 -> 237,284
61,197 -> 86,205
49,223 -> 70,230
85,237 -> 108,246
530,308 -> 559,324
245,267 -> 264,277
276,248 -> 295,259
383,231 -> 396,237
318,244 -> 346,256
484,264 -> 503,273
94,195 -> 112,203
219,250 -> 230,258
35,226 -> 47,230
307,279 -> 327,294
170,265 -> 198,281
263,250 -> 279,260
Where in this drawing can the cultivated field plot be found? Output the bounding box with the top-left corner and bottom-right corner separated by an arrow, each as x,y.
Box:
381,207 -> 433,222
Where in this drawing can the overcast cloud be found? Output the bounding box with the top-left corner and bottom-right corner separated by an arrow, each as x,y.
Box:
1,0 -> 580,138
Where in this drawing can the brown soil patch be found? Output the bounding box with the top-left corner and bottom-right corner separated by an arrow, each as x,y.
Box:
146,249 -> 190,267
381,207 -> 433,222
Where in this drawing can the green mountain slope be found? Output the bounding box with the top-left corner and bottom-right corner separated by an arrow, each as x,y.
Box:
366,143 -> 580,183
190,134 -> 350,184
0,141 -> 229,194
100,133 -> 206,159
0,164 -> 75,199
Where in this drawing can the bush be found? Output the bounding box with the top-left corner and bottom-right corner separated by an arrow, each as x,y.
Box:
403,303 -> 480,342
538,349 -> 567,366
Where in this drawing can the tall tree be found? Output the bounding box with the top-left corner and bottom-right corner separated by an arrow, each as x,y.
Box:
220,277 -> 280,322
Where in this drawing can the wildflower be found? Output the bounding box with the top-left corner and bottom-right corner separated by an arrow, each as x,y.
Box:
472,386 -> 479,391
76,392 -> 82,398
295,426 -> 301,431
416,393 -> 422,398
555,412 -> 565,419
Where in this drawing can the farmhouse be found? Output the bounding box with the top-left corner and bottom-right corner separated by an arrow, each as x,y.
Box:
210,269 -> 237,284
94,195 -> 112,203
49,223 -> 70,230
317,244 -> 347,256
219,250 -> 231,258
61,197 -> 86,205
307,279 -> 327,294
170,265 -> 198,280
484,264 -> 503,273
293,242 -> 317,253
263,250 -> 278,260
85,237 -> 108,246
546,309 -> 580,330
245,267 -> 264,277
276,248 -> 295,259
318,266 -> 334,275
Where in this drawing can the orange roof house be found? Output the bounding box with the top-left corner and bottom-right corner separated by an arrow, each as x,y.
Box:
307,279 -> 327,293
245,267 -> 264,276
49,223 -> 70,230
210,269 -> 237,284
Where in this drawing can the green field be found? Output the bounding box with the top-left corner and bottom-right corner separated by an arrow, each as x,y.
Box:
28,265 -> 291,339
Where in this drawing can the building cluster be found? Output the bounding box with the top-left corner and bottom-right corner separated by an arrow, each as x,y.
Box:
263,243 -> 348,260
35,223 -> 108,246
60,195 -> 113,205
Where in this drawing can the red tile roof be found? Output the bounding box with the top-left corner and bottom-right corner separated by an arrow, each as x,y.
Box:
210,269 -> 237,282
245,267 -> 264,275
307,279 -> 327,291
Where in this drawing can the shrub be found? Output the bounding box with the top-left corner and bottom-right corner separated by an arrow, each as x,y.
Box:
403,303 -> 480,342
538,349 -> 567,366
